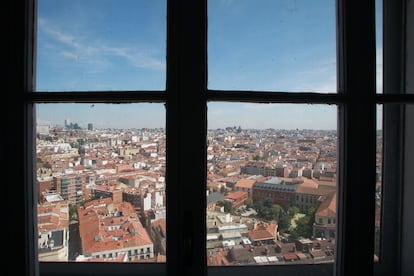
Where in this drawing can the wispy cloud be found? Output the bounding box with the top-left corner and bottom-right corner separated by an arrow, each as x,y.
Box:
252,58 -> 337,93
283,58 -> 337,92
37,18 -> 165,72
108,46 -> 165,70
39,19 -> 82,49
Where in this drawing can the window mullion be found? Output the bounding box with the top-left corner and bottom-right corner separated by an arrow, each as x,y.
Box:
9,0 -> 38,275
166,0 -> 207,276
337,1 -> 377,276
375,0 -> 405,275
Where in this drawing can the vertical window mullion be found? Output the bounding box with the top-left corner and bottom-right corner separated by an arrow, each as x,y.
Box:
337,1 -> 377,276
166,0 -> 207,276
8,0 -> 38,275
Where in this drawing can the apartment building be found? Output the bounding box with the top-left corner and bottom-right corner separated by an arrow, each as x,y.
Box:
77,199 -> 154,262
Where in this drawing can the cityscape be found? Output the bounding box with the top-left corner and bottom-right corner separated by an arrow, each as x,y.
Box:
33,0 -> 383,268
36,121 -> 382,265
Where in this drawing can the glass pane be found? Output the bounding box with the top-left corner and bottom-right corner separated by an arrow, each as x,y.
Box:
207,103 -> 337,266
407,6 -> 414,94
402,104 -> 414,272
376,0 -> 383,94
375,104 -> 383,261
375,103 -> 411,266
36,103 -> 166,263
36,0 -> 166,91
208,0 -> 337,92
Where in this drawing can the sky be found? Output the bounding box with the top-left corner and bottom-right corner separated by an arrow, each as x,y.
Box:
36,0 -> 382,130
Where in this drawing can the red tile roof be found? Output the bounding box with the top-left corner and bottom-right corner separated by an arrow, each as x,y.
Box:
316,191 -> 336,217
234,179 -> 256,189
78,199 -> 153,255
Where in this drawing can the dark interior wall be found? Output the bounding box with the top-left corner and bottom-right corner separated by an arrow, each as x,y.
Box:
401,1 -> 413,275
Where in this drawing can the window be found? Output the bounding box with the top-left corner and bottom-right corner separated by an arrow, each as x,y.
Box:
7,1 -> 414,276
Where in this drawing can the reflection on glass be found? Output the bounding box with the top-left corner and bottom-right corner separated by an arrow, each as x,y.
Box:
375,104 -> 383,261
206,103 -> 337,266
208,0 -> 336,92
36,0 -> 166,91
36,103 -> 166,263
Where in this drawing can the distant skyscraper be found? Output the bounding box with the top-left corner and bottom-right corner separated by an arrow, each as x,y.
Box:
64,119 -> 71,129
88,123 -> 93,131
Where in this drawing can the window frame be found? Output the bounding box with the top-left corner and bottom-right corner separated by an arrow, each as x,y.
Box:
373,0 -> 406,275
7,0 -> 414,276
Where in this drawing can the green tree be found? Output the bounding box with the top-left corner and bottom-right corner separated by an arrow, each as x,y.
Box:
307,206 -> 317,216
272,204 -> 282,220
252,155 -> 263,161
245,198 -> 253,209
262,198 -> 274,208
289,207 -> 316,239
68,204 -> 78,220
288,206 -> 300,217
253,199 -> 281,222
217,200 -> 234,213
253,200 -> 264,215
278,213 -> 291,231
290,215 -> 313,239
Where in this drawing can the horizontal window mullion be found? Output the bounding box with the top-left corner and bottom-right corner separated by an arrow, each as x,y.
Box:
208,90 -> 344,104
375,94 -> 414,104
209,263 -> 334,276
39,262 -> 166,276
27,91 -> 166,103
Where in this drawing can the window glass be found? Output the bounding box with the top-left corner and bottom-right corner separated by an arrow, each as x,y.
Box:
406,5 -> 414,95
375,104 -> 383,261
36,0 -> 166,91
375,103 -> 407,268
208,0 -> 336,92
402,104 -> 414,275
207,103 -> 337,266
376,0 -> 383,94
36,103 -> 166,263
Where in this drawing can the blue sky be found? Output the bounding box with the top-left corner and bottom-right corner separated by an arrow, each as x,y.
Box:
36,0 -> 382,130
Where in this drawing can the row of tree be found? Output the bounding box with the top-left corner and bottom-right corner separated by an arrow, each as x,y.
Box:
251,198 -> 316,239
216,197 -> 317,240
